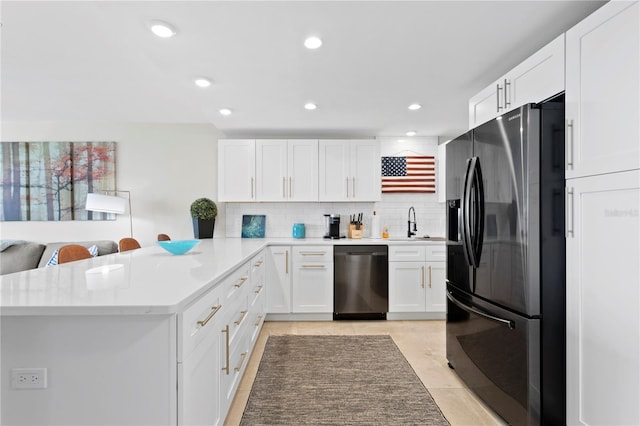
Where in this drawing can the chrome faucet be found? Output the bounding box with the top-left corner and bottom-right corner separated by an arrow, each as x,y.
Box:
408,206 -> 417,238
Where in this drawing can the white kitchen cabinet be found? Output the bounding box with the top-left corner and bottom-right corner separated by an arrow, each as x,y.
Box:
318,139 -> 380,201
266,246 -> 291,313
256,139 -> 318,201
388,244 -> 446,313
218,139 -> 256,202
566,169 -> 640,426
565,1 -> 639,179
179,287 -> 223,426
389,261 -> 426,312
291,246 -> 333,313
469,34 -> 564,128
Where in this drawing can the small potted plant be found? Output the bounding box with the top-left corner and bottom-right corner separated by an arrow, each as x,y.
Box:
190,197 -> 217,239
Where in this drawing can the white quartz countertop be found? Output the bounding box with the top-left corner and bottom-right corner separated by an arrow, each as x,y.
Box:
0,237 -> 444,316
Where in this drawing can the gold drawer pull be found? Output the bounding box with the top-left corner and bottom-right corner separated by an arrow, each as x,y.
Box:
234,310 -> 248,325
421,266 -> 425,288
234,276 -> 249,288
255,315 -> 263,327
221,325 -> 230,375
254,285 -> 264,294
302,264 -> 325,269
301,252 -> 326,256
254,260 -> 263,267
196,305 -> 222,327
428,265 -> 432,288
234,351 -> 248,372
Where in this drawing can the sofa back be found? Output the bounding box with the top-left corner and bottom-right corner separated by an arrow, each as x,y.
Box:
0,243 -> 46,275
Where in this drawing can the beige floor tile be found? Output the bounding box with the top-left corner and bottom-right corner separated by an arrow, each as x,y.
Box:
429,387 -> 505,426
224,389 -> 250,426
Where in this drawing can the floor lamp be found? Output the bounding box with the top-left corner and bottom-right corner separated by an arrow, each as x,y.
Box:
85,191 -> 133,238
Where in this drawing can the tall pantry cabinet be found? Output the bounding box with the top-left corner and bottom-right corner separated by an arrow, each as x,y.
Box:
565,2 -> 640,425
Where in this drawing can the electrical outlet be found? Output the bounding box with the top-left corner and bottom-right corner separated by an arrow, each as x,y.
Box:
11,368 -> 47,389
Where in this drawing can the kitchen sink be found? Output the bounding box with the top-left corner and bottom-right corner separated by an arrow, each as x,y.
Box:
384,236 -> 445,242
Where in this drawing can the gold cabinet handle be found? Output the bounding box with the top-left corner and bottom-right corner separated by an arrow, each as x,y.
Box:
221,325 -> 230,375
196,305 -> 222,327
255,315 -> 263,327
285,250 -> 289,274
421,266 -> 425,288
234,310 -> 248,325
254,285 -> 264,294
234,351 -> 248,372
254,260 -> 263,267
234,276 -> 249,288
289,176 -> 292,198
251,177 -> 254,199
302,264 -> 326,268
283,176 -> 286,198
428,265 -> 432,288
301,252 -> 326,256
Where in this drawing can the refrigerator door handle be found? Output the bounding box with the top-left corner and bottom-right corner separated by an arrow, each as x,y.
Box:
463,157 -> 483,268
471,158 -> 485,264
461,158 -> 475,266
447,291 -> 515,329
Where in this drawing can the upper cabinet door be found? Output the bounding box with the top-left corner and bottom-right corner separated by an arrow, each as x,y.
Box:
218,139 -> 256,202
350,139 -> 381,201
318,139 -> 380,201
469,82 -> 501,129
469,33 -> 565,129
256,140 -> 288,201
508,33 -> 564,108
566,1 -> 639,179
319,140 -> 350,201
288,140 -> 318,201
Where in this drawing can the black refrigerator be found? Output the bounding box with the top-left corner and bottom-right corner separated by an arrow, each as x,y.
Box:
445,97 -> 566,426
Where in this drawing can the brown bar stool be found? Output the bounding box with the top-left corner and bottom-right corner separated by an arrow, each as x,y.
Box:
119,238 -> 141,252
58,245 -> 92,264
157,234 -> 171,241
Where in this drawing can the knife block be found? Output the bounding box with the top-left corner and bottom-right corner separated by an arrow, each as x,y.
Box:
348,224 -> 363,239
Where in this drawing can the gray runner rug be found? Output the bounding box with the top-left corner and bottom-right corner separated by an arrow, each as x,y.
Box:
240,335 -> 450,425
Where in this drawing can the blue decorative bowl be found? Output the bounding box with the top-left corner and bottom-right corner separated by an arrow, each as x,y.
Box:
157,240 -> 201,255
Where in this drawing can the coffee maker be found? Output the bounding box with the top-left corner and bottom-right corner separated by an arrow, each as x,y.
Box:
323,214 -> 341,239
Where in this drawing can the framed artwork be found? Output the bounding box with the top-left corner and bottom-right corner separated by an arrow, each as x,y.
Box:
0,141 -> 117,221
241,215 -> 266,238
381,155 -> 436,193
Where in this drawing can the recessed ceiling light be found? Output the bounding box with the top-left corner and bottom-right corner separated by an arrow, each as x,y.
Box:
194,78 -> 212,88
219,108 -> 232,116
408,104 -> 421,111
304,36 -> 322,49
304,103 -> 317,110
149,21 -> 176,38
406,131 -> 417,137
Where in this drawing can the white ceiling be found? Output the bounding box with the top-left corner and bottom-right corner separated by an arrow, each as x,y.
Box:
1,1 -> 605,140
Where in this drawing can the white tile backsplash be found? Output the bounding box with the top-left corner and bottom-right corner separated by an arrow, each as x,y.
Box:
224,196 -> 445,239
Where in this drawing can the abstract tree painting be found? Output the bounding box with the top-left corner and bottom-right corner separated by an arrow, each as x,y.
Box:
0,142 -> 117,221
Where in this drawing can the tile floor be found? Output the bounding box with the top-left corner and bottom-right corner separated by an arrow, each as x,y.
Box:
224,320 -> 506,426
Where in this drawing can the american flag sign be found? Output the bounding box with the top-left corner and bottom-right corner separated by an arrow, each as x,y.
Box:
381,155 -> 436,193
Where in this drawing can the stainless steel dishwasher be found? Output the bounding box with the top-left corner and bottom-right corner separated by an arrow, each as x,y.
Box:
334,245 -> 388,320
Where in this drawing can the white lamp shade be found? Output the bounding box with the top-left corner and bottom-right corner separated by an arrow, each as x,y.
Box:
85,193 -> 126,214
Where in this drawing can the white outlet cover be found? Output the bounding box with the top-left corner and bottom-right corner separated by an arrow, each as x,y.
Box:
11,368 -> 47,389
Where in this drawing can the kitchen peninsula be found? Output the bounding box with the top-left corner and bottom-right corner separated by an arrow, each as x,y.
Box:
1,237 -> 444,425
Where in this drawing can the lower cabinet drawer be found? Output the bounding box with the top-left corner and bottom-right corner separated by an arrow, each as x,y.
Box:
179,286 -> 223,361
293,246 -> 332,262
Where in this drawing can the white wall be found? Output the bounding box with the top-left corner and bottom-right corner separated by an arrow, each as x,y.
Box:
1,122 -> 223,246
